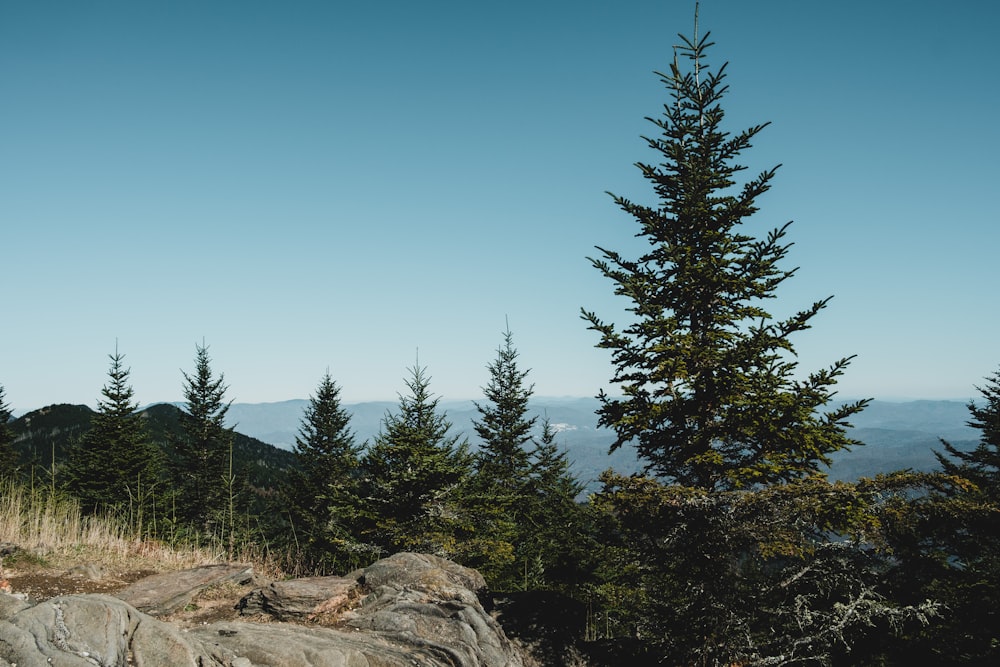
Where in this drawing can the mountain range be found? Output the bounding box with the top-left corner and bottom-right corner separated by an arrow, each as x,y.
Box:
221,397 -> 643,489
226,397 -> 980,487
8,398 -> 980,494
9,402 -> 295,491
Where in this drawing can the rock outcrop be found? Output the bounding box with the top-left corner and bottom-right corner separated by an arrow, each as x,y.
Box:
0,592 -> 226,666
0,552 -> 524,667
236,574 -> 356,622
116,563 -> 256,616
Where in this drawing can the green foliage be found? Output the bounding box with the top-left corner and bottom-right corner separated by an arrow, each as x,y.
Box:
573,19 -> 922,660
580,20 -> 868,490
9,404 -> 102,497
467,327 -> 536,585
464,330 -> 591,591
876,368 -> 1000,664
140,403 -> 295,491
283,371 -> 365,573
359,365 -> 473,558
172,342 -> 234,530
64,349 -> 163,514
861,471 -> 990,664
0,384 -> 16,478
937,366 -> 1000,491
591,471 -> 939,665
473,327 -> 536,485
521,418 -> 588,591
10,398 -> 295,551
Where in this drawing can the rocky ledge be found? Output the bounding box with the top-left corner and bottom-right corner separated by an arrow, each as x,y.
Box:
0,552 -> 525,667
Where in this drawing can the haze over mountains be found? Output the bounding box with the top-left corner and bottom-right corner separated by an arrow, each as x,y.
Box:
10,397 -> 980,494
222,397 -> 981,488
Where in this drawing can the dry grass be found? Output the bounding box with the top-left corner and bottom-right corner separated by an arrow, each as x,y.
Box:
0,480 -> 282,577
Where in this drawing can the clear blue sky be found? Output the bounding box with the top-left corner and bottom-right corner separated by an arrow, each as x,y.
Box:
2,0 -> 998,412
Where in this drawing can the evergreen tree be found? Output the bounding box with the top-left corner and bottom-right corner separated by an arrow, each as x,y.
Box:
580,16 -> 867,490
590,472 -> 939,664
0,384 -> 18,479
466,327 -> 536,584
472,326 -> 536,487
360,365 -> 472,557
573,11 -> 911,663
530,418 -> 582,504
938,366 -> 1000,490
284,370 -> 364,573
65,349 -> 162,513
522,417 -> 587,589
871,470 -> 994,665
173,342 -> 233,530
904,366 -> 1000,663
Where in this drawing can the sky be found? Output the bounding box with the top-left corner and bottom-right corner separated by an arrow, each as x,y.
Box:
2,0 -> 998,412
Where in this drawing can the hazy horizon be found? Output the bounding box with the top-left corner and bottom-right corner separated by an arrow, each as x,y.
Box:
11,393 -> 978,419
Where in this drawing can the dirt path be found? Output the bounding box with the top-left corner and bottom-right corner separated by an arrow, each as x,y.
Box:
4,564 -> 155,600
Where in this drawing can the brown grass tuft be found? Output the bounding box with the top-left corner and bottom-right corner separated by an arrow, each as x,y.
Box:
0,480 -> 284,578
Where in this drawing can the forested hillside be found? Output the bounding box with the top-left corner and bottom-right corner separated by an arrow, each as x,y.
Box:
9,403 -> 295,497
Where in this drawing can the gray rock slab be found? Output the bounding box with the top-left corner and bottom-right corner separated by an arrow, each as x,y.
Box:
190,620 -> 420,667
0,592 -> 32,621
238,575 -> 357,621
344,552 -> 521,667
0,554 -> 524,667
115,563 -> 254,616
0,593 -> 228,667
359,552 -> 486,593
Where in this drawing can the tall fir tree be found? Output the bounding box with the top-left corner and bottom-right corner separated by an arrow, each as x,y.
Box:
467,327 -> 537,586
65,348 -> 162,512
173,342 -> 233,530
580,13 -> 867,490
360,365 -> 472,557
284,370 -> 364,573
0,384 -> 18,479
571,11 -> 923,663
472,326 -> 535,490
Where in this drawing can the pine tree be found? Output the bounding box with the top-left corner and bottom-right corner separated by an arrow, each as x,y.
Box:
65,348 -> 162,513
173,342 -> 233,530
580,13 -> 867,490
360,365 -> 472,557
0,384 -> 18,479
466,327 -> 538,585
530,418 -> 583,503
573,10 -> 912,663
522,417 -> 586,589
916,366 -> 1000,662
472,326 -> 535,492
284,370 -> 364,572
938,366 -> 1000,491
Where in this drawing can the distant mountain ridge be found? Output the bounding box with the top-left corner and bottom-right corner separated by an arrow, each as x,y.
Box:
223,397 -> 631,489
9,403 -> 296,491
7,399 -> 980,493
222,397 -> 981,487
